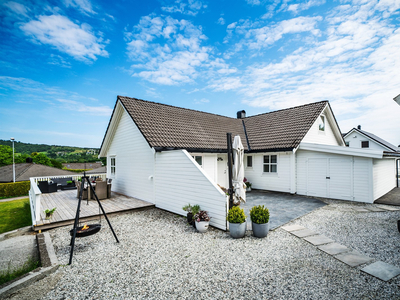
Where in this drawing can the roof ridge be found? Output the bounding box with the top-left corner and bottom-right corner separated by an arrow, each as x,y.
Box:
118,95 -> 239,121
244,100 -> 328,119
17,163 -> 34,179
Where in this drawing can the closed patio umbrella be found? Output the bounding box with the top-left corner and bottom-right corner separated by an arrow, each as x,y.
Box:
232,135 -> 246,204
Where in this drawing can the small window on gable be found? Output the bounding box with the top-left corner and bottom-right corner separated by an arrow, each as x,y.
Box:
247,156 -> 253,168
361,141 -> 369,148
319,115 -> 325,131
192,156 -> 203,167
345,141 -> 349,147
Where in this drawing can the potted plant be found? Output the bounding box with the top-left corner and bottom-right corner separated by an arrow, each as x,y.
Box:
193,210 -> 210,233
44,207 -> 56,220
191,204 -> 200,228
250,205 -> 270,238
244,177 -> 252,192
227,206 -> 247,238
182,204 -> 193,225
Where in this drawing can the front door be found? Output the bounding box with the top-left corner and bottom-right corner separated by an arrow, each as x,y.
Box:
217,155 -> 228,189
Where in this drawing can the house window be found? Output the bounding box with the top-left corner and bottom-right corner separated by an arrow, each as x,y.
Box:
263,155 -> 277,173
247,156 -> 253,168
345,141 -> 349,147
192,156 -> 203,167
319,115 -> 325,131
110,157 -> 116,175
361,141 -> 369,148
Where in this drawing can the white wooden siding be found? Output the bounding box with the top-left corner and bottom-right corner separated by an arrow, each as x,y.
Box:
344,131 -> 391,151
302,112 -> 340,146
244,152 -> 292,193
107,106 -> 155,202
373,158 -> 396,200
296,150 -> 373,203
155,150 -> 227,230
189,153 -> 218,183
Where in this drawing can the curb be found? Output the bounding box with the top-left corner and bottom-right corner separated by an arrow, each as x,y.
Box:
0,232 -> 59,298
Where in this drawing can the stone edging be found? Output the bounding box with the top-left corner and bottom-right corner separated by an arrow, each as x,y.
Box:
0,232 -> 59,298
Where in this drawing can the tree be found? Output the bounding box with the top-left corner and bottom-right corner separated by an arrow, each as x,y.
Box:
0,145 -> 13,167
32,153 -> 52,167
50,159 -> 63,169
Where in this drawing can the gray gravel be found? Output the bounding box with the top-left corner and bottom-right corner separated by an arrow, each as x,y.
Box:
9,200 -> 400,299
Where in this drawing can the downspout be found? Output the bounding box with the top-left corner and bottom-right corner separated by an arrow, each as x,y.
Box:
397,159 -> 400,188
242,120 -> 251,152
290,145 -> 300,194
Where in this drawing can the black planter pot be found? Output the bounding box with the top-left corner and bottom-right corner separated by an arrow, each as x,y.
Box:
187,213 -> 193,225
397,220 -> 400,233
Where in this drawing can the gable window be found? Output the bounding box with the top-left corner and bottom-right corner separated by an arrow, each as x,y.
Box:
110,157 -> 116,175
345,141 -> 350,147
247,156 -> 253,168
192,156 -> 203,167
361,141 -> 369,148
318,115 -> 325,131
263,155 -> 277,173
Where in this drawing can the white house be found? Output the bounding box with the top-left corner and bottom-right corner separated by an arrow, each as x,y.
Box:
99,96 -> 398,230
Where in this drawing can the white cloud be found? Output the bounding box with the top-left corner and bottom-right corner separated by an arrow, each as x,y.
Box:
161,0 -> 207,16
21,14 -> 108,62
194,98 -> 209,104
126,14 -> 231,85
3,1 -> 29,17
217,17 -> 225,25
56,99 -> 112,116
287,0 -> 326,14
62,0 -> 96,15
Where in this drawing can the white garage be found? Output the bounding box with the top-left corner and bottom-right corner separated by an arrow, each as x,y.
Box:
295,143 -> 392,203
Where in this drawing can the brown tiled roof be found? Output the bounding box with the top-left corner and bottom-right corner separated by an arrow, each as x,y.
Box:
119,96 -> 247,151
0,163 -> 77,183
116,96 -> 328,152
244,101 -> 328,151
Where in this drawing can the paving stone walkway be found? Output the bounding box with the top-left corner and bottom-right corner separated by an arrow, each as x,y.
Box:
282,222 -> 400,282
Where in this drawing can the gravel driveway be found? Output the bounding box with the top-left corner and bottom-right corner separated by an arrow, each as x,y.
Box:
6,199 -> 400,300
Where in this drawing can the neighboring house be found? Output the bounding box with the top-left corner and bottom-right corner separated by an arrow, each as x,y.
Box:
99,96 -> 397,230
62,162 -> 103,170
343,125 -> 400,195
0,163 -> 77,183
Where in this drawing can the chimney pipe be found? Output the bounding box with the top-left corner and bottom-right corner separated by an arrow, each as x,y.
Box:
357,125 -> 361,130
237,110 -> 246,119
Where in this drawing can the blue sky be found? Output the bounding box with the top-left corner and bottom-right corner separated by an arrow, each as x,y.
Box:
1,0 -> 399,148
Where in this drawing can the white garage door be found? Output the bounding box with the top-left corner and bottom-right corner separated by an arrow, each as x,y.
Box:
307,157 -> 353,200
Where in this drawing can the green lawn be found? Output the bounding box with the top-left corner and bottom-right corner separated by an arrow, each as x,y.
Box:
0,198 -> 31,234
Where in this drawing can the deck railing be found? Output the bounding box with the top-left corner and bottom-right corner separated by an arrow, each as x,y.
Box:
29,173 -> 107,226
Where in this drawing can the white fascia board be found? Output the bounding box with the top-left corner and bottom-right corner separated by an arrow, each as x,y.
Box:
99,101 -> 123,157
343,129 -> 393,152
299,142 -> 383,158
323,104 -> 345,146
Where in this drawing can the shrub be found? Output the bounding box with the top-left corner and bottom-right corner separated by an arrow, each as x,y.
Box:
227,206 -> 246,223
193,210 -> 210,222
63,168 -> 91,173
250,205 -> 270,224
0,181 -> 30,198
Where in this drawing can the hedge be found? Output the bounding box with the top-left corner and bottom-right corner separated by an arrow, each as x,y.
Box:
62,168 -> 91,173
0,181 -> 30,198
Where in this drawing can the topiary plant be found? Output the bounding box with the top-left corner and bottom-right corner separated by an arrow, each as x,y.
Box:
227,206 -> 246,224
250,205 -> 269,224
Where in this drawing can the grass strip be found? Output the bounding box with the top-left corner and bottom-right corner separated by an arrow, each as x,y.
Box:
0,258 -> 40,285
0,198 -> 31,234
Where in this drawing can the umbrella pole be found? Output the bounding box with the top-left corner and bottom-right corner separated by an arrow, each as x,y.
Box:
227,133 -> 234,209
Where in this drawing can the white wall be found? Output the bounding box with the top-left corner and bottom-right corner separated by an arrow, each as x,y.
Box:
302,111 -> 340,146
344,131 -> 390,151
244,152 -> 292,193
107,107 -> 155,202
155,150 -> 227,230
373,158 -> 396,200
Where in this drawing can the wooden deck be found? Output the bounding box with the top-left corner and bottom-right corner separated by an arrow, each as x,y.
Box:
34,189 -> 155,231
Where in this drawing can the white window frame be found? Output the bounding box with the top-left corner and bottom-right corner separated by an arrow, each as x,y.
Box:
246,155 -> 253,168
110,156 -> 116,176
318,115 -> 325,132
192,155 -> 203,167
263,155 -> 277,173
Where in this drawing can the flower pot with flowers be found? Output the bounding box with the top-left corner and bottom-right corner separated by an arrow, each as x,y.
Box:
194,210 -> 211,233
244,177 -> 252,192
